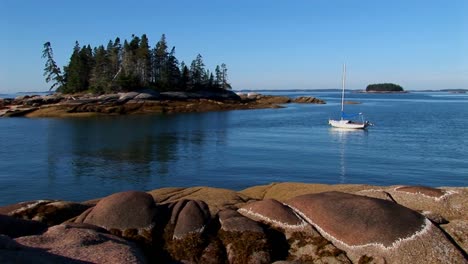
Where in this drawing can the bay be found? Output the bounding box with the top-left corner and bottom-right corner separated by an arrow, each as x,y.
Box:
0,91 -> 467,205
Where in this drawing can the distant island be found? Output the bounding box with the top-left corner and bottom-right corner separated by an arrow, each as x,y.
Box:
366,83 -> 405,93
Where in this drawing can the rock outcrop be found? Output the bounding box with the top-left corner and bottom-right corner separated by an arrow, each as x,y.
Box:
0,183 -> 466,263
0,91 -> 326,118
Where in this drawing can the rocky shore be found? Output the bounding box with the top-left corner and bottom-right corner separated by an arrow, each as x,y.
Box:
1,183 -> 466,263
0,90 -> 325,118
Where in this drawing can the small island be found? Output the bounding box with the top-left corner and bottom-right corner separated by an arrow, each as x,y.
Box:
366,83 -> 405,93
0,34 -> 326,118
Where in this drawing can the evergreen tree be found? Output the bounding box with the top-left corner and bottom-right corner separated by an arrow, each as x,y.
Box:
166,47 -> 180,89
137,34 -> 151,86
90,45 -> 110,93
190,54 -> 205,89
208,72 -> 215,89
42,42 -> 64,91
119,36 -> 141,90
215,65 -> 222,89
63,41 -> 83,93
152,34 -> 169,88
43,33 -> 232,93
180,62 -> 191,91
79,45 -> 94,90
107,37 -> 122,86
220,63 -> 229,89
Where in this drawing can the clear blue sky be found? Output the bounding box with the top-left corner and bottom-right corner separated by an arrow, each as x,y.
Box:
1,0 -> 467,92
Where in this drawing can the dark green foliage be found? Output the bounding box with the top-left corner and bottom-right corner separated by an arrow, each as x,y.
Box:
43,34 -> 231,94
366,83 -> 404,92
60,42 -> 94,93
190,54 -> 205,90
90,45 -> 111,93
42,42 -> 64,91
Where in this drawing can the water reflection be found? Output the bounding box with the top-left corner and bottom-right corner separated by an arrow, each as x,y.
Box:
45,113 -> 230,187
328,128 -> 368,183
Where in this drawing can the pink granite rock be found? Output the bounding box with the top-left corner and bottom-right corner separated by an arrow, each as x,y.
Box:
77,191 -> 156,230
286,191 -> 467,263
238,199 -> 306,229
169,200 -> 211,239
6,224 -> 146,263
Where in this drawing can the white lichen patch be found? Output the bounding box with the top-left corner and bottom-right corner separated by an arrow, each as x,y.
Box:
173,225 -> 205,240
356,189 -> 386,193
393,186 -> 458,201
287,204 -> 433,251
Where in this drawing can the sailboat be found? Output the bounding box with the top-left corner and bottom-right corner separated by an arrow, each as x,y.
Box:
328,64 -> 371,129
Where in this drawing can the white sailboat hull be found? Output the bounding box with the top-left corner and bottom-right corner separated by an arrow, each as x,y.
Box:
328,119 -> 369,129
328,64 -> 372,129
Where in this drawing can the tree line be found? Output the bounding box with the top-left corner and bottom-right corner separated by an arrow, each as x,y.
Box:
42,34 -> 231,94
366,83 -> 404,92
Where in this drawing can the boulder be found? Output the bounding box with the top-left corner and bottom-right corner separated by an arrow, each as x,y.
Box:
285,191 -> 466,263
134,90 -> 160,100
118,92 -> 140,101
76,191 -> 157,243
238,199 -> 307,230
218,209 -> 271,264
8,224 -> 146,263
169,200 -> 211,239
163,200 -> 211,262
292,96 -> 326,104
238,199 -> 349,263
97,93 -> 120,101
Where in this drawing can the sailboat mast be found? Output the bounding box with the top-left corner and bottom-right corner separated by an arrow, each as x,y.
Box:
341,63 -> 346,116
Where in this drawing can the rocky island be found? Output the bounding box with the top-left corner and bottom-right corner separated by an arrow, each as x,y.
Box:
0,90 -> 325,118
365,83 -> 406,93
1,182 -> 466,263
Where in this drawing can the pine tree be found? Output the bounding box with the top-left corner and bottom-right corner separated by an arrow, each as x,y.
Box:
43,33 -> 231,93
90,45 -> 110,93
215,65 -> 222,89
137,34 -> 151,86
107,37 -> 122,86
42,42 -> 64,91
180,62 -> 191,91
190,54 -> 205,90
119,36 -> 141,90
79,45 -> 94,90
166,47 -> 180,89
63,41 -> 83,93
152,34 -> 169,88
220,63 -> 230,90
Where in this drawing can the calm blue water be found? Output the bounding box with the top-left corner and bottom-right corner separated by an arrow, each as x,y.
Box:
0,91 -> 467,205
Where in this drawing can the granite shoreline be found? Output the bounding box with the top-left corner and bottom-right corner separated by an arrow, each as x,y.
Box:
1,182 -> 466,263
0,90 -> 325,118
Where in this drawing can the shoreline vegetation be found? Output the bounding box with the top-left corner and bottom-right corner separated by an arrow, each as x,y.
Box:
0,182 -> 466,263
42,34 -> 233,94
